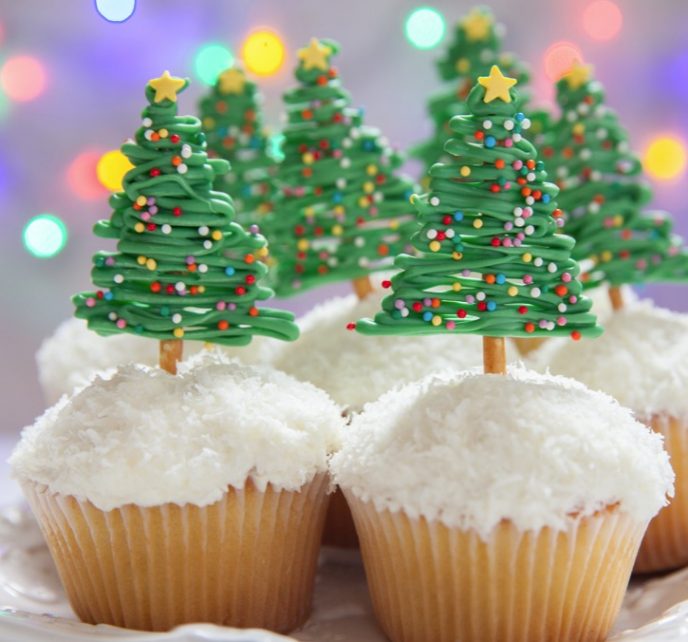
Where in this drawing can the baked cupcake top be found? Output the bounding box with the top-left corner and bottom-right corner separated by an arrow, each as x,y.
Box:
13,350 -> 343,511
274,294 -> 515,411
330,367 -> 673,538
532,300 -> 688,419
37,318 -> 278,405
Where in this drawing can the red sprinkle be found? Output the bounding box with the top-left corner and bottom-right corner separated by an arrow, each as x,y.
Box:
571,330 -> 582,341
346,322 -> 356,331
381,280 -> 392,289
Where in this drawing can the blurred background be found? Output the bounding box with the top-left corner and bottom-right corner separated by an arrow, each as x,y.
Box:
1,0 -> 687,499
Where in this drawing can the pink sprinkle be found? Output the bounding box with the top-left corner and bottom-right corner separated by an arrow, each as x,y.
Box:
369,207 -> 378,216
504,182 -> 511,190
149,206 -> 159,215
513,238 -> 522,247
423,298 -> 432,306
216,302 -> 226,311
504,222 -> 513,231
394,299 -> 405,310
557,316 -> 567,326
513,160 -> 523,170
503,238 -> 513,247
523,275 -> 533,285
147,197 -> 156,205
517,233 -> 525,241
141,212 -> 151,221
465,295 -> 475,304
116,319 -> 127,329
561,272 -> 572,283
186,256 -> 195,265
569,296 -> 578,304
504,139 -> 513,148
86,297 -> 96,308
332,149 -> 343,158
105,257 -> 116,266
446,321 -> 456,330
538,320 -> 548,329
228,303 -> 237,311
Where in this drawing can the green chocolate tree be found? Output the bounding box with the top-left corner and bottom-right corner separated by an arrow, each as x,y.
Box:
549,62 -> 688,298
357,66 -> 601,373
199,66 -> 277,227
410,7 -> 530,184
265,38 -> 419,298
73,72 -> 298,373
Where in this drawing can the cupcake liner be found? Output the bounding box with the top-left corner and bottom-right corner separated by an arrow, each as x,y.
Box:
24,474 -> 329,632
635,415 -> 688,573
346,493 -> 645,642
322,487 -> 359,548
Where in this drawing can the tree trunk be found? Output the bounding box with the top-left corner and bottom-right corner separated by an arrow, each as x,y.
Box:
160,340 -> 183,375
352,275 -> 374,300
608,286 -> 624,311
483,336 -> 507,375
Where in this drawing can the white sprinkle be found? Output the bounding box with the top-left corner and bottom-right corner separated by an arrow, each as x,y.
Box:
531,287 -> 542,298
476,292 -> 486,301
142,118 -> 152,127
525,225 -> 535,235
113,274 -> 124,284
430,196 -> 440,206
203,240 -> 213,250
534,257 -> 544,267
177,164 -> 188,174
108,312 -> 118,321
427,229 -> 438,240
548,263 -> 557,273
162,224 -> 172,235
483,119 -> 493,130
199,226 -> 209,236
341,158 -> 351,169
172,313 -> 182,324
181,144 -> 192,158
198,264 -> 208,273
504,120 -> 514,131
175,281 -> 185,292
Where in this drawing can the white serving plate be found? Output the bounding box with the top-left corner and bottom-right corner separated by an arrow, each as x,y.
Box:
2,503 -> 688,642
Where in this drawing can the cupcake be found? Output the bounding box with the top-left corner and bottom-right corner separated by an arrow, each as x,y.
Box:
331,368 -> 673,642
11,350 -> 343,632
533,299 -> 688,573
37,318 -> 277,405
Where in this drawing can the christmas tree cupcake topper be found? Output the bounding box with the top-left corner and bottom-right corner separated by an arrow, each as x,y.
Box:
551,61 -> 688,310
357,66 -> 601,374
265,38 -> 418,300
411,7 -> 532,184
198,65 -> 277,227
74,72 -> 298,374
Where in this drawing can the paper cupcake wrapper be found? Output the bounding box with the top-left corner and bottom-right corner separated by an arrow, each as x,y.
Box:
635,415 -> 688,573
346,493 -> 644,642
24,474 -> 329,632
322,487 -> 359,548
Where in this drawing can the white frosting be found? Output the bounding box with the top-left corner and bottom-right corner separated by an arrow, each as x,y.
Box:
37,318 -> 278,405
274,294 -> 518,411
330,367 -> 673,538
532,300 -> 688,419
12,350 -> 343,511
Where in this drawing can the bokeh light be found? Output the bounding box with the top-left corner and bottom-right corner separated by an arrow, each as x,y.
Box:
583,1 -> 623,42
67,150 -> 107,200
0,88 -> 10,121
97,149 -> 134,192
242,30 -> 286,77
543,41 -> 584,82
0,56 -> 47,102
22,214 -> 68,259
195,44 -> 234,85
404,7 -> 446,50
95,0 -> 136,22
267,133 -> 285,163
643,136 -> 687,181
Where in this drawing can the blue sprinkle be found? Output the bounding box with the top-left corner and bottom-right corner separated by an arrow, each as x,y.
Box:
104,291 -> 114,301
542,194 -> 551,204
363,141 -> 374,151
225,266 -> 235,276
496,274 -> 506,285
487,300 -> 497,311
332,192 -> 343,203
485,136 -> 496,148
454,242 -> 464,251
515,112 -> 525,122
454,211 -> 464,221
404,190 -> 413,199
422,311 -> 433,322
160,306 -> 170,316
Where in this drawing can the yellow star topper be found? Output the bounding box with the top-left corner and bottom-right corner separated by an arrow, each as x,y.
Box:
562,60 -> 593,90
219,67 -> 246,94
478,65 -> 517,103
298,38 -> 332,71
461,9 -> 493,42
148,71 -> 185,103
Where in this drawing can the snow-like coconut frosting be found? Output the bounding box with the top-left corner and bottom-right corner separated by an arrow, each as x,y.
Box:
274,294 -> 517,411
13,350 -> 343,511
37,318 -> 278,404
330,367 -> 673,538
532,299 -> 688,419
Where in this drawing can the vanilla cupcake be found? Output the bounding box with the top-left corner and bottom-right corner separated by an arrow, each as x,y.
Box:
533,299 -> 688,573
37,318 -> 278,405
274,293 -> 519,412
331,367 -> 672,642
12,350 -> 343,632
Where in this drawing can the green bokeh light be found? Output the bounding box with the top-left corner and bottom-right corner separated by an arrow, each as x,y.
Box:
404,7 -> 446,50
22,214 -> 68,259
194,44 -> 234,85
